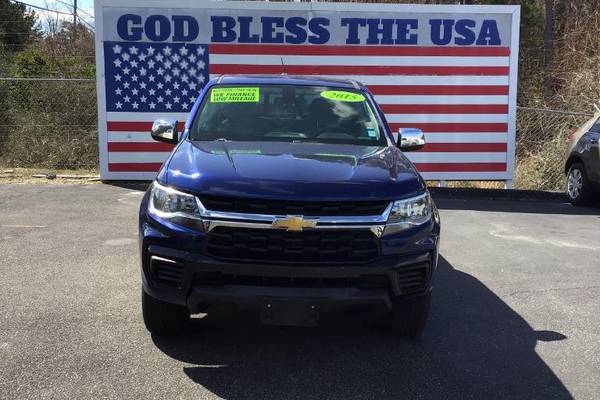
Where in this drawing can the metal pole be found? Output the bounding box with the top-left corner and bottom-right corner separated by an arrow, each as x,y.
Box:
73,0 -> 77,26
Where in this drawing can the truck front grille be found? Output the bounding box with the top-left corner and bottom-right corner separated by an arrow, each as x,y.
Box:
198,195 -> 389,216
205,227 -> 380,264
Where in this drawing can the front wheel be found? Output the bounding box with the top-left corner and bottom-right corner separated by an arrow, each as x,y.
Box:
567,163 -> 592,205
142,290 -> 190,335
388,292 -> 431,339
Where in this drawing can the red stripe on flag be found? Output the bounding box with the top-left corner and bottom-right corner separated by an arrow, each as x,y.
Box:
389,123 -> 508,133
369,85 -> 509,95
108,163 -> 163,172
108,142 -> 174,152
105,142 -> 505,153
108,162 -> 506,173
418,143 -> 507,152
107,121 -> 185,132
209,44 -> 510,57
380,104 -> 508,114
107,121 -> 150,131
108,122 -> 508,133
209,64 -> 509,76
414,163 -> 507,172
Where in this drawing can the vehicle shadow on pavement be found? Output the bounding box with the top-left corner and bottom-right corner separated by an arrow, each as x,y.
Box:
152,256 -> 572,400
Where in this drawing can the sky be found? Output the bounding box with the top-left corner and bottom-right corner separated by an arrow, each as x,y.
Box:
25,0 -> 95,29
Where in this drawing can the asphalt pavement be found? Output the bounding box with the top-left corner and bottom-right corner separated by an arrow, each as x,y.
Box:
1,183 -> 599,399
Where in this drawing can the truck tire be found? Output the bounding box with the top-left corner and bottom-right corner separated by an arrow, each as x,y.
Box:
142,290 -> 189,335
567,163 -> 592,205
389,292 -> 431,339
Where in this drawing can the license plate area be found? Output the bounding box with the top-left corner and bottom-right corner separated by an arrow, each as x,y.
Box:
260,299 -> 320,327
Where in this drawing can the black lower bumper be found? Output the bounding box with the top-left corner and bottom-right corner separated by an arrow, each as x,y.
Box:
187,284 -> 393,313
142,244 -> 435,315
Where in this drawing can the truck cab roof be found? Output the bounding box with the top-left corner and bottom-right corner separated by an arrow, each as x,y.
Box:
212,75 -> 365,90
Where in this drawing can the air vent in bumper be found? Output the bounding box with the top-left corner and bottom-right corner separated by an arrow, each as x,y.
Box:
395,263 -> 429,294
150,256 -> 184,287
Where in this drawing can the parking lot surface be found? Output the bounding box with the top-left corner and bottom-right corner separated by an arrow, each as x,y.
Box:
1,183 -> 599,400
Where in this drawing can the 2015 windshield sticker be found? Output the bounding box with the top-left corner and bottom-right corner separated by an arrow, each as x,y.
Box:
320,90 -> 365,102
210,87 -> 260,103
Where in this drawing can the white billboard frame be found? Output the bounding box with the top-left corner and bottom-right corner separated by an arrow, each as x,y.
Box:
94,0 -> 520,184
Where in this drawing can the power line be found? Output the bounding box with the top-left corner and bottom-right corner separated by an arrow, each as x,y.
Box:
8,0 -> 72,16
76,6 -> 93,19
8,0 -> 95,30
0,77 -> 94,81
79,17 -> 94,30
52,0 -> 95,19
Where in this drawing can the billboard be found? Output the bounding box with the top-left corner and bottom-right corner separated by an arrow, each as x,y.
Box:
94,0 -> 520,182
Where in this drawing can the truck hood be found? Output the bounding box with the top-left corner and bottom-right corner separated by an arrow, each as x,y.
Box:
161,141 -> 424,201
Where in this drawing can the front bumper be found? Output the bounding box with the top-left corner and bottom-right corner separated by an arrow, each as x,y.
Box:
143,244 -> 435,313
139,188 -> 441,315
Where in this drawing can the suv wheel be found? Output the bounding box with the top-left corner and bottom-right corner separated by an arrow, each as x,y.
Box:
142,290 -> 190,335
388,292 -> 431,339
567,163 -> 592,205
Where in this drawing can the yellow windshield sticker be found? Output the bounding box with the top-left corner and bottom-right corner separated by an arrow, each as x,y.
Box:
210,87 -> 260,103
320,90 -> 365,102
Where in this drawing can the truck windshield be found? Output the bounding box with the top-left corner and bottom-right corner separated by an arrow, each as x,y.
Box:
189,84 -> 386,146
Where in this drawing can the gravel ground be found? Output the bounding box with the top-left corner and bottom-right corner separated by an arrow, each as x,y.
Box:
1,183 -> 599,399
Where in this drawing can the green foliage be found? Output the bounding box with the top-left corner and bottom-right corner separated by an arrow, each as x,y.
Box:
0,22 -> 97,169
11,46 -> 94,78
0,79 -> 98,169
12,48 -> 49,76
0,0 -> 38,48
9,23 -> 95,78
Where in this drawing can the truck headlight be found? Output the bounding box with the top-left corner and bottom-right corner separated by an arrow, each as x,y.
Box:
387,192 -> 432,230
148,181 -> 203,230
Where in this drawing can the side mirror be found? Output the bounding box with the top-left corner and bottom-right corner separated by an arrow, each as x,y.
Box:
397,128 -> 425,151
151,119 -> 179,144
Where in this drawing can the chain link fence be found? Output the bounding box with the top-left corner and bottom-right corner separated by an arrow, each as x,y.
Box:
514,107 -> 593,191
0,77 -> 594,190
0,77 -> 97,170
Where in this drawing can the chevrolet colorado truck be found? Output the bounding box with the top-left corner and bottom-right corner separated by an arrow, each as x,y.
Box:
139,75 -> 440,338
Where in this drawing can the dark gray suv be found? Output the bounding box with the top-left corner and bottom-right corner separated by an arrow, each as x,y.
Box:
565,112 -> 600,205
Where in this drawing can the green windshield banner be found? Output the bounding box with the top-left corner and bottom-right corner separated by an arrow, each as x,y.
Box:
210,87 -> 260,102
320,90 -> 365,102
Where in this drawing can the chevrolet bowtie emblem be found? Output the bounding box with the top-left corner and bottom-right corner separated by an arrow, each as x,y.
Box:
272,216 -> 318,232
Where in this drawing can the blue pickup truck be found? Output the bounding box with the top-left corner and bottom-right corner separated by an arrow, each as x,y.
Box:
139,75 -> 440,338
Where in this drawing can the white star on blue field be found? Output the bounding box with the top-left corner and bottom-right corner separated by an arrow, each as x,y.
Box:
104,42 -> 209,112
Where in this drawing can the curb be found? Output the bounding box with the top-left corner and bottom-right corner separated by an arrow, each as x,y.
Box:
102,180 -> 152,191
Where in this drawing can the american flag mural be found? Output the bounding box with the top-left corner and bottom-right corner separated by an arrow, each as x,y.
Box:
96,2 -> 520,181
